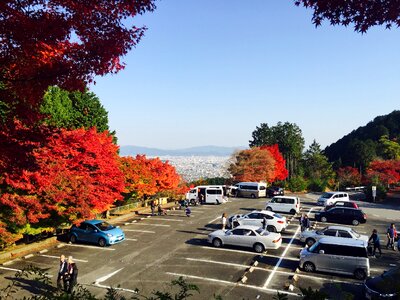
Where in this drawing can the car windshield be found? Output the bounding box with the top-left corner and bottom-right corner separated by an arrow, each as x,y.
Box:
256,228 -> 269,236
321,192 -> 333,199
273,213 -> 283,219
94,221 -> 115,231
381,268 -> 400,278
316,227 -> 327,235
350,229 -> 360,238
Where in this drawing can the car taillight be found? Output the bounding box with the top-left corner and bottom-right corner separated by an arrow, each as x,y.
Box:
273,237 -> 281,243
363,214 -> 367,219
277,220 -> 284,224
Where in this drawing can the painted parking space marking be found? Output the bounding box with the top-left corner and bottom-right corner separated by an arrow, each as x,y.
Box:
200,246 -> 267,256
64,244 -> 115,250
146,218 -> 182,222
124,238 -> 138,241
166,272 -> 301,297
168,213 -> 195,217
209,216 -> 221,223
38,254 -> 88,263
0,266 -> 53,277
94,268 -> 123,284
130,223 -> 171,227
123,229 -> 155,233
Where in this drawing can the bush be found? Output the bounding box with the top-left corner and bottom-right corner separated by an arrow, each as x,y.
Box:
287,176 -> 308,192
307,178 -> 327,192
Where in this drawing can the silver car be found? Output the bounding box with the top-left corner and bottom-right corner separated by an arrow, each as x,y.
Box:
207,225 -> 282,253
299,225 -> 368,247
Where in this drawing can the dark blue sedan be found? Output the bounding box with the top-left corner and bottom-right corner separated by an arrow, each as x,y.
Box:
69,220 -> 125,247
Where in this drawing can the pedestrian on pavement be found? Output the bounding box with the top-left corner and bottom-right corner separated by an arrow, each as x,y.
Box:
199,193 -> 204,205
185,206 -> 191,217
221,213 -> 227,230
262,216 -> 268,230
57,254 -> 68,291
66,256 -> 78,294
369,229 -> 382,257
150,201 -> 156,216
301,215 -> 310,232
386,223 -> 397,250
299,214 -> 305,231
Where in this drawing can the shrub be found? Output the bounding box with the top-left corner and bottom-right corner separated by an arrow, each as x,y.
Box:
287,176 -> 308,192
307,178 -> 327,192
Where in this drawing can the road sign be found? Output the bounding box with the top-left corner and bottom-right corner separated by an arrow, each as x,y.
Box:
372,186 -> 377,202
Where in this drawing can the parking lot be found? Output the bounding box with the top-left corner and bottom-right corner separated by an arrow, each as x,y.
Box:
1,194 -> 400,299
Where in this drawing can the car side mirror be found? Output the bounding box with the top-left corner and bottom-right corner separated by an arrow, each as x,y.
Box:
94,229 -> 98,233
319,250 -> 325,254
226,231 -> 232,235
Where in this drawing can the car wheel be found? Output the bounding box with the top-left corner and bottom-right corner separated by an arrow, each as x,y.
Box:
98,238 -> 107,247
266,207 -> 272,211
251,194 -> 256,199
306,238 -> 316,247
267,225 -> 277,233
352,219 -> 360,226
290,209 -> 296,215
70,234 -> 77,244
321,216 -> 327,222
354,268 -> 366,280
212,238 -> 222,248
303,262 -> 315,273
253,243 -> 264,253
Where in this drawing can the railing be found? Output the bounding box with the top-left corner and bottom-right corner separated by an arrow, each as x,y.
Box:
108,197 -> 170,216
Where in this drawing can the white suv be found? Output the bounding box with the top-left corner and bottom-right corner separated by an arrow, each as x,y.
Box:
266,196 -> 300,215
317,192 -> 349,206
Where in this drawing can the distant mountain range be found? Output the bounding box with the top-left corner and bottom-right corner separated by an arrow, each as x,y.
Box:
120,145 -> 246,157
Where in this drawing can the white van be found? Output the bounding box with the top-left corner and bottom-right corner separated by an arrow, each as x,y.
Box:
186,186 -> 227,205
234,182 -> 267,198
317,192 -> 349,206
299,237 -> 369,280
265,196 -> 300,215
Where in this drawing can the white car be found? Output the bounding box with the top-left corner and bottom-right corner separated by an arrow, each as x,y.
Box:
266,196 -> 300,214
299,225 -> 368,247
228,210 -> 287,233
207,225 -> 282,253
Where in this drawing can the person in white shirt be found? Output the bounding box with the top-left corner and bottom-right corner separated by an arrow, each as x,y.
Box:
221,213 -> 227,230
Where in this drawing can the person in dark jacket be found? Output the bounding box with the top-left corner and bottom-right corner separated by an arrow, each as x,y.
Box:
66,256 -> 78,294
369,229 -> 382,257
301,215 -> 310,232
57,254 -> 68,291
150,201 -> 156,216
386,223 -> 397,250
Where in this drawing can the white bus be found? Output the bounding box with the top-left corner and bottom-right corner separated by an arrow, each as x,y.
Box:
186,185 -> 228,205
234,182 -> 267,198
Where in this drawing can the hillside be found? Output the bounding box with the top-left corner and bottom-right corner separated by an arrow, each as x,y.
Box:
324,110 -> 400,166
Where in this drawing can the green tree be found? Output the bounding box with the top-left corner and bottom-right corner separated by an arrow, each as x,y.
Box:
40,86 -> 112,133
349,139 -> 376,172
249,122 -> 305,178
303,140 -> 334,184
378,135 -> 400,160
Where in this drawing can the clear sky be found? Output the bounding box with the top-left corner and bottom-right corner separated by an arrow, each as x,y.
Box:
90,0 -> 400,150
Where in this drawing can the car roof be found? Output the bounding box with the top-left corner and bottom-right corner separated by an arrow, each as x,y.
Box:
271,196 -> 297,200
319,237 -> 367,247
251,210 -> 275,216
233,225 -> 263,231
325,225 -> 352,231
84,219 -> 103,224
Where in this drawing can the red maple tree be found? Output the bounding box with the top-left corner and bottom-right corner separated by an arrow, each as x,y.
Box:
260,144 -> 289,182
365,159 -> 400,186
0,0 -> 156,121
337,166 -> 361,187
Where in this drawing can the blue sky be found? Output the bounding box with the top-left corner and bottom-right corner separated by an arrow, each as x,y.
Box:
90,1 -> 400,150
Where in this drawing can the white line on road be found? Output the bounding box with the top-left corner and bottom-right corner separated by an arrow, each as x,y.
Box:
130,223 -> 170,227
95,268 -> 123,284
146,218 -> 182,222
166,272 -> 301,297
200,246 -> 267,256
123,229 -> 155,233
209,216 -> 221,223
38,254 -> 88,263
263,207 -> 317,289
65,244 -> 115,250
124,238 -> 138,241
168,214 -> 195,217
0,266 -> 53,277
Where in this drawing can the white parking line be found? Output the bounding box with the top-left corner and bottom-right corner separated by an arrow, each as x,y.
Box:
265,254 -> 299,262
94,268 -> 123,284
0,266 -> 53,277
130,223 -> 170,227
209,216 -> 221,223
147,218 -> 182,222
168,214 -> 195,217
64,244 -> 115,250
263,207 -> 317,289
166,272 -> 301,297
124,238 -> 138,241
38,254 -> 88,263
123,229 -> 155,233
200,246 -> 266,256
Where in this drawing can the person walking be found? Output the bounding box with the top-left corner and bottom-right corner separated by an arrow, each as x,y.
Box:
299,214 -> 305,232
158,204 -> 163,216
185,206 -> 191,217
150,201 -> 156,216
262,216 -> 268,230
386,223 -> 397,250
57,255 -> 68,291
369,229 -> 382,257
66,256 -> 78,294
221,213 -> 227,230
301,215 -> 310,232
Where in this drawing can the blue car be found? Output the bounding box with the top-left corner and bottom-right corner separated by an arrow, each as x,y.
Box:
69,220 -> 125,247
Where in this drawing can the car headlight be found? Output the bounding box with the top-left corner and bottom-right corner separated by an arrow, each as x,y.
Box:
106,233 -> 113,237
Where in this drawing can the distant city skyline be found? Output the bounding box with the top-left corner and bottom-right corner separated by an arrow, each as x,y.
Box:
90,1 -> 400,149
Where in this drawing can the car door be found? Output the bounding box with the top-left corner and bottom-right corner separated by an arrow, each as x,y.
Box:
322,229 -> 338,238
338,230 -> 352,239
242,213 -> 260,226
85,223 -> 97,243
241,229 -> 258,248
75,223 -> 88,240
226,228 -> 246,246
328,208 -> 344,223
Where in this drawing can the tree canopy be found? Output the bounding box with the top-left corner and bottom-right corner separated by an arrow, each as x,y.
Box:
295,0 -> 400,32
0,0 -> 156,122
